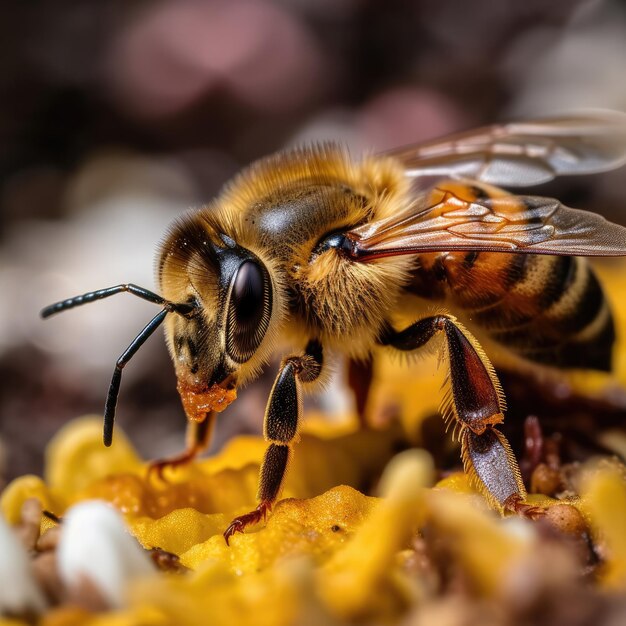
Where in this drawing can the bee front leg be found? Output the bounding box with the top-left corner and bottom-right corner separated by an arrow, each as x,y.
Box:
148,412 -> 217,480
381,315 -> 536,515
224,340 -> 323,545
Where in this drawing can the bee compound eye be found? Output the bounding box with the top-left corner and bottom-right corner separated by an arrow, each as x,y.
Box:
226,259 -> 272,363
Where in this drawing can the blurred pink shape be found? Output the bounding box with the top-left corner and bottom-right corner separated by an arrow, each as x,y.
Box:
224,2 -> 324,111
358,87 -> 468,151
106,0 -> 323,118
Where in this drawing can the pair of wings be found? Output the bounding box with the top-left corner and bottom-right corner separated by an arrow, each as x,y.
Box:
344,111 -> 626,260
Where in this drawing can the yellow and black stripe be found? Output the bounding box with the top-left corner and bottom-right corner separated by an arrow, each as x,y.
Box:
409,182 -> 616,372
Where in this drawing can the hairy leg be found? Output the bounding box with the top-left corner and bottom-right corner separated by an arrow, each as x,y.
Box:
224,340 -> 323,544
381,314 -> 535,513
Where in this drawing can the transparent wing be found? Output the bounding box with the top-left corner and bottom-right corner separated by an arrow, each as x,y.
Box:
345,190 -> 626,261
384,111 -> 626,187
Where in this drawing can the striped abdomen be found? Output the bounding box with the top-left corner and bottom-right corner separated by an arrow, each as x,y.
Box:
434,251 -> 614,370
407,181 -> 615,371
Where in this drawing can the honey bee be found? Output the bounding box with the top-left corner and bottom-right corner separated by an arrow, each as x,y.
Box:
42,112 -> 626,542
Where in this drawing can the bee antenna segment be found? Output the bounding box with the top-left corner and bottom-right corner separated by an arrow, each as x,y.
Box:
40,284 -> 171,318
41,284 -> 197,446
103,308 -> 168,446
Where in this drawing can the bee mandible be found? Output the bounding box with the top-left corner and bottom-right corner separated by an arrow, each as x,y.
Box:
42,112 -> 626,543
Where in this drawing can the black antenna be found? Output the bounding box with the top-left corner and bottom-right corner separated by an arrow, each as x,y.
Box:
103,308 -> 168,446
41,284 -> 196,445
41,283 -> 194,318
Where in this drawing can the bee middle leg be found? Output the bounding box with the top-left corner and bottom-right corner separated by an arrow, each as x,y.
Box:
148,412 -> 216,480
223,340 -> 323,544
347,356 -> 373,427
381,314 -> 537,515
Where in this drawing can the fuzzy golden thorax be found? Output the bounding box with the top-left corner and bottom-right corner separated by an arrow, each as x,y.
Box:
196,145 -> 417,357
293,249 -> 414,357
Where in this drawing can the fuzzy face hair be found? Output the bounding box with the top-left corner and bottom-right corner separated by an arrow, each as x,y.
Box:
158,214 -> 286,389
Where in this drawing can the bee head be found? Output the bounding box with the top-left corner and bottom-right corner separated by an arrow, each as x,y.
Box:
158,215 -> 275,421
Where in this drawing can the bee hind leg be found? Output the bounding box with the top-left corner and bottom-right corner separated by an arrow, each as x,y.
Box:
224,340 -> 323,545
147,412 -> 216,481
381,314 -> 542,516
460,427 -> 542,518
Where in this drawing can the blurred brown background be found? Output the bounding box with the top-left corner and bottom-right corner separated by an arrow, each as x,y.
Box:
1,0 -> 626,485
